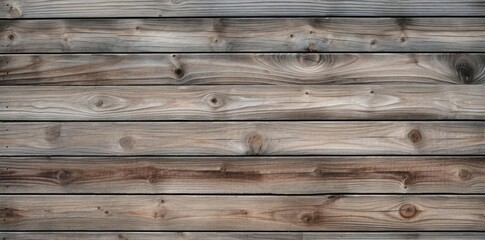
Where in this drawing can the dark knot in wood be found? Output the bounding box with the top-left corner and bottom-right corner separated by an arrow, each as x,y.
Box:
408,129 -> 422,144
206,94 -> 226,109
399,204 -> 417,219
173,68 -> 184,78
454,58 -> 476,84
458,169 -> 472,181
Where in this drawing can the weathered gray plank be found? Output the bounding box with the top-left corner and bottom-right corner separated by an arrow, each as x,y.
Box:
2,232 -> 485,240
2,0 -> 485,18
1,195 -> 484,230
2,54 -> 484,85
1,122 -> 484,155
1,156 -> 484,194
2,18 -> 485,52
1,85 -> 484,120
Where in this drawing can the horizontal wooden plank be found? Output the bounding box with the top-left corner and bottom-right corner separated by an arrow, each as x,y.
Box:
2,54 -> 484,85
0,122 -> 484,156
1,195 -> 484,230
1,156 -> 484,194
1,85 -> 485,120
2,0 -> 485,18
2,18 -> 485,52
3,232 -> 485,240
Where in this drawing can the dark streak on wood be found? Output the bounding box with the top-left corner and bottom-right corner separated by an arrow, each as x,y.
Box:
1,156 -> 484,194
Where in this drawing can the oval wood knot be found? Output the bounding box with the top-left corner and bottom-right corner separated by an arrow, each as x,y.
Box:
454,57 -> 477,84
119,136 -> 135,149
407,129 -> 422,144
399,204 -> 417,219
245,131 -> 269,155
206,94 -> 226,109
172,68 -> 184,78
56,170 -> 74,185
458,169 -> 472,181
299,211 -> 320,225
44,124 -> 62,142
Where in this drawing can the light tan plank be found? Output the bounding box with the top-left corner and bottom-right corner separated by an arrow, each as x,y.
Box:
2,18 -> 485,52
1,195 -> 484,230
2,232 -> 485,240
1,156 -> 484,194
1,85 -> 484,120
2,54 -> 484,85
2,0 -> 485,18
0,122 -> 484,155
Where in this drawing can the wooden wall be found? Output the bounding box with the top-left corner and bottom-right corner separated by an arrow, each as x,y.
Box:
1,1 -> 485,239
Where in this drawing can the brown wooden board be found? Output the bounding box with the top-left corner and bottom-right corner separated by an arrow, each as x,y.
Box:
0,156 -> 483,194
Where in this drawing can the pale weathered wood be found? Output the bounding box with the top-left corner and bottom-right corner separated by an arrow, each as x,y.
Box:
2,0 -> 485,18
2,54 -> 484,85
2,18 -> 485,52
1,85 -> 484,120
1,156 -> 484,194
2,232 -> 485,240
0,122 -> 484,155
1,195 -> 484,230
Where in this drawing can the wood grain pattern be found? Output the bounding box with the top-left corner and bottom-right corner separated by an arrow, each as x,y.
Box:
2,0 -> 485,18
3,232 -> 485,240
2,18 -> 485,52
1,85 -> 484,120
2,54 -> 484,85
1,156 -> 484,194
1,195 -> 484,230
1,122 -> 484,156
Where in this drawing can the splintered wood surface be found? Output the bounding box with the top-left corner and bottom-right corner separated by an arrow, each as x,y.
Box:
0,156 -> 483,194
2,0 -> 485,18
1,195 -> 484,231
1,122 -> 484,155
1,54 -> 484,85
1,85 -> 484,120
2,18 -> 485,52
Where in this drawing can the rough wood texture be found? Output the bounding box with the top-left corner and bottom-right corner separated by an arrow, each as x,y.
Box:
2,54 -> 484,85
2,85 -> 484,120
2,0 -> 485,18
2,232 -> 485,240
1,122 -> 484,156
2,18 -> 485,52
1,156 -> 484,194
1,195 -> 484,230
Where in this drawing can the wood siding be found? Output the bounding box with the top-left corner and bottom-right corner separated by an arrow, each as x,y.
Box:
1,0 -> 485,239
